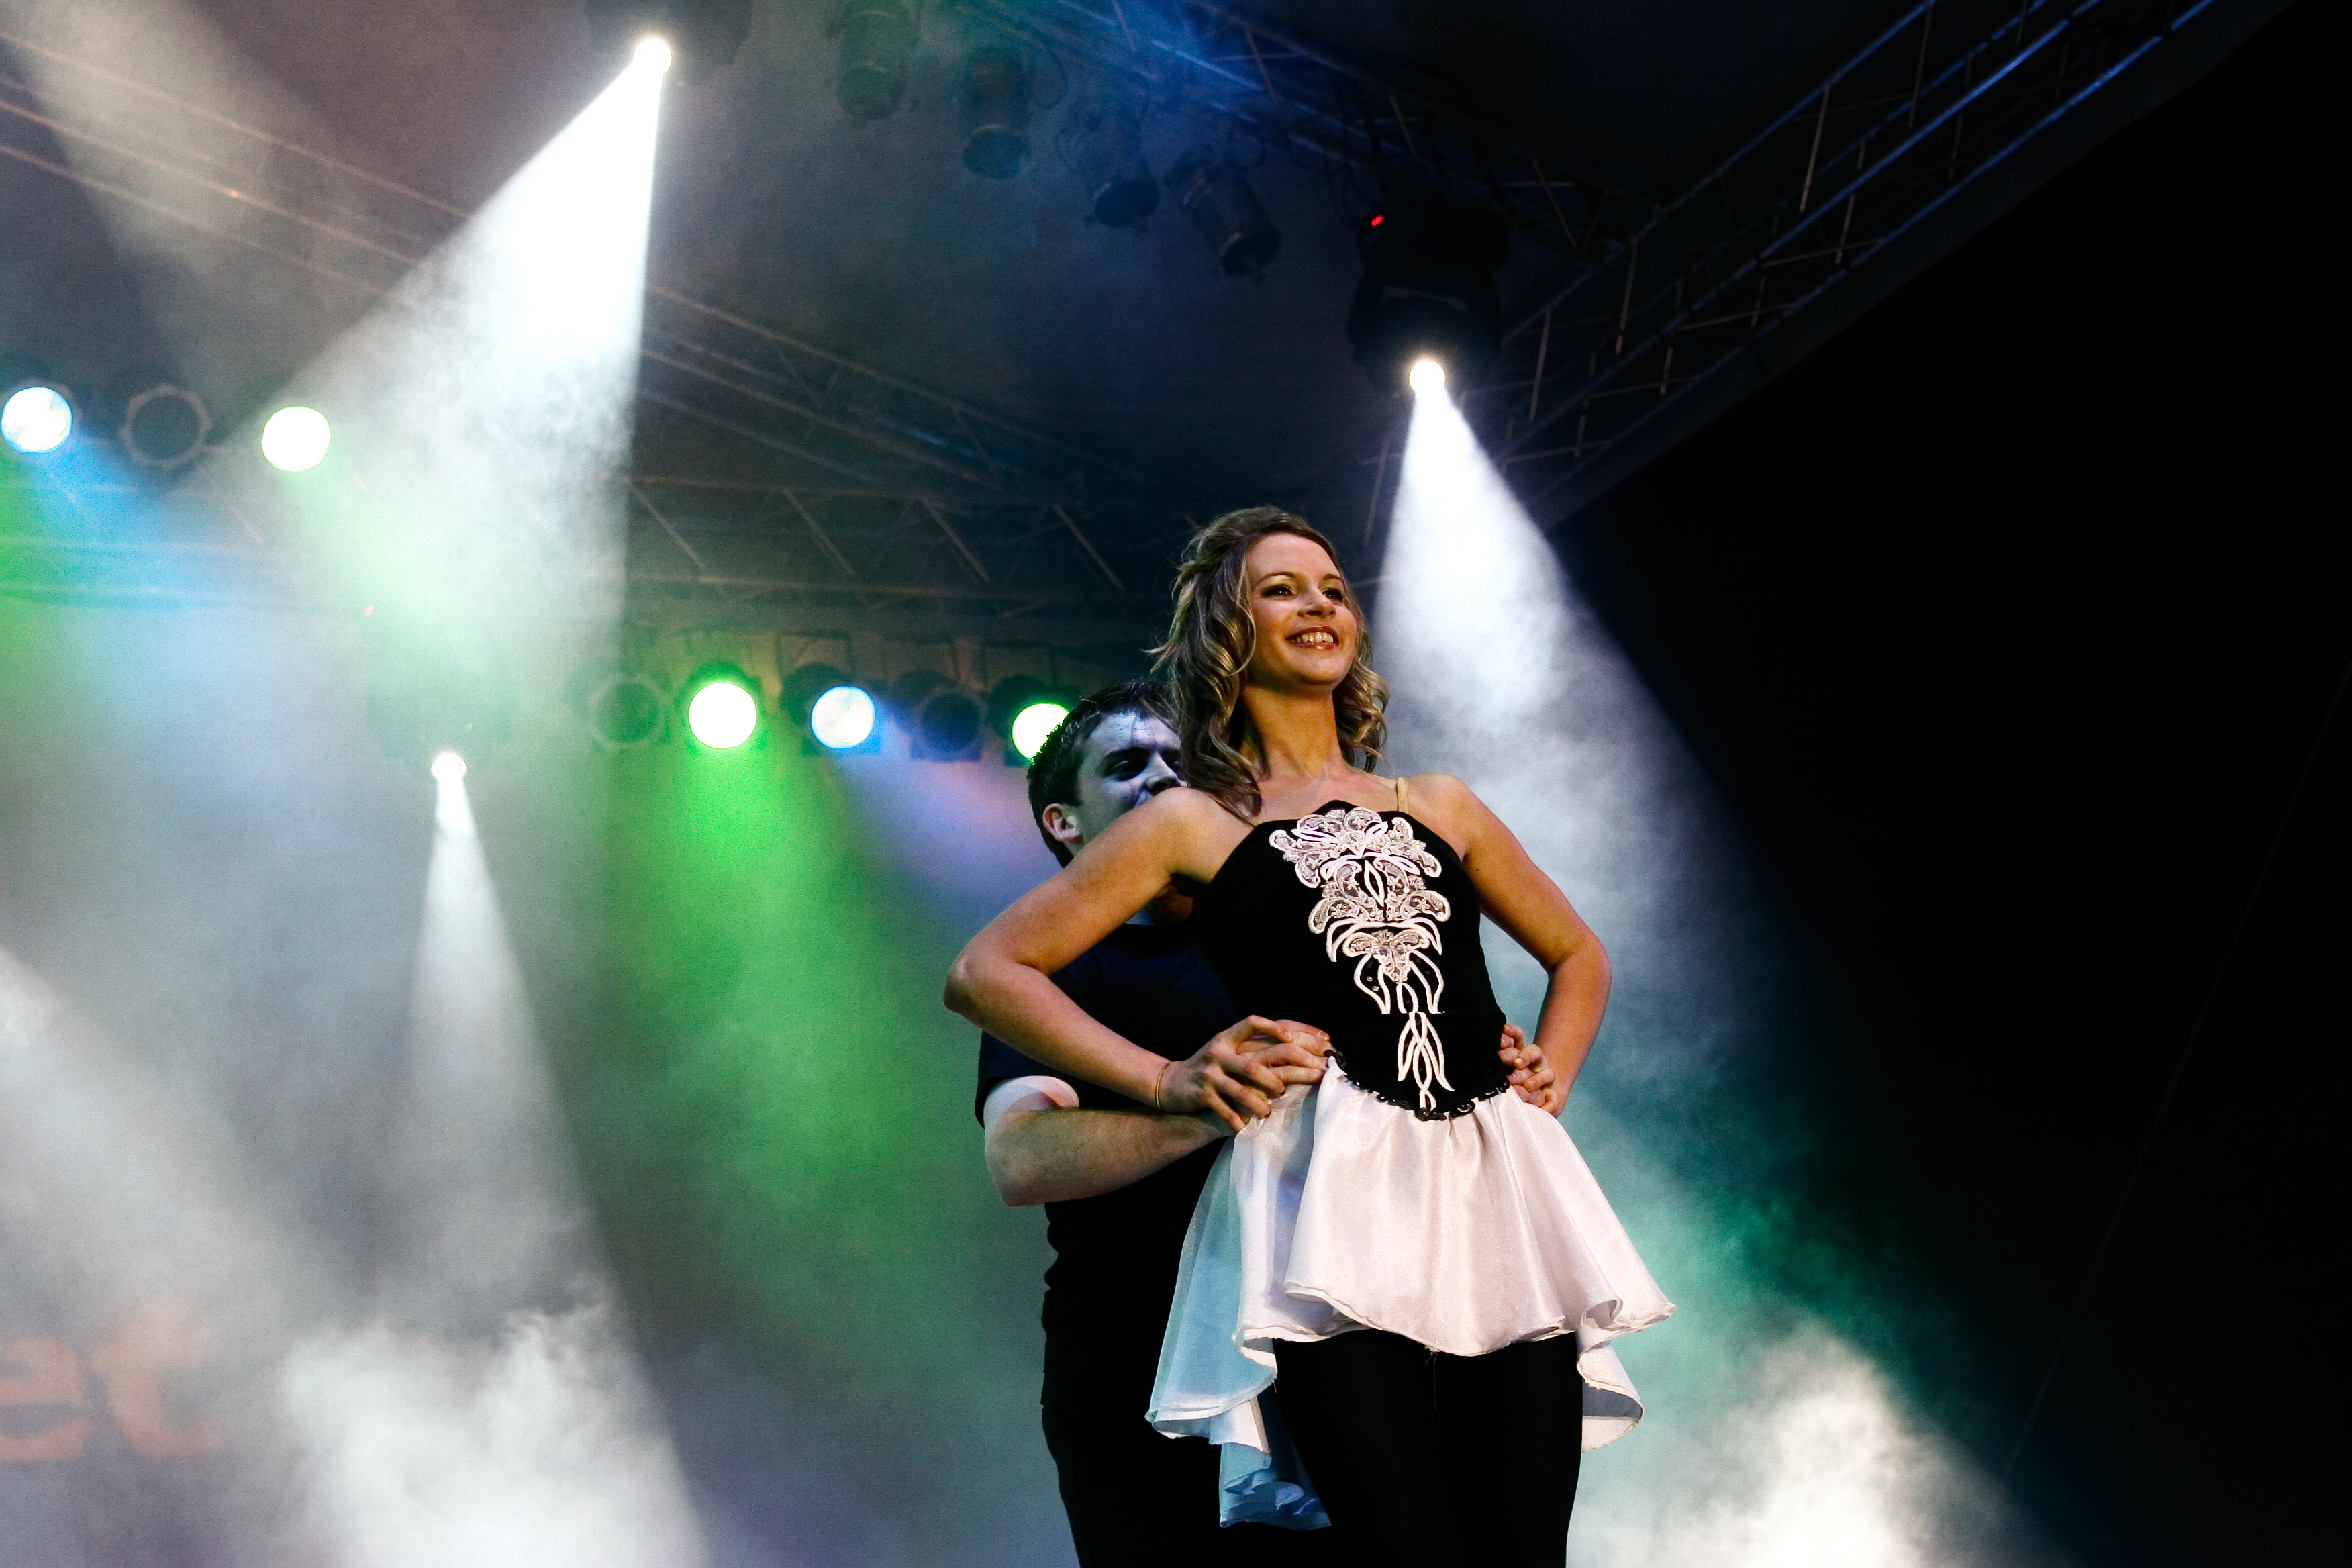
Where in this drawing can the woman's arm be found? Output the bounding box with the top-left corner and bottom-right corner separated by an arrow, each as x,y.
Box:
945,790 -> 1311,1130
1410,774 -> 1610,1106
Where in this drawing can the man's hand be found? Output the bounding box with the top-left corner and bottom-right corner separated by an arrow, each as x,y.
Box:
1158,1016 -> 1330,1133
1500,1024 -> 1565,1115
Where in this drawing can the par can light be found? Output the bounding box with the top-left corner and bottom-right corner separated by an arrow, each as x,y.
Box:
635,35 -> 673,71
1,383 -> 75,456
683,667 -> 761,750
985,674 -> 1083,765
959,45 -> 1031,179
1166,146 -> 1279,279
783,662 -> 879,752
1408,358 -> 1447,395
119,382 -> 212,470
430,750 -> 469,782
261,405 -> 332,471
890,669 -> 985,761
832,0 -> 916,121
810,684 -> 877,750
1010,700 -> 1071,761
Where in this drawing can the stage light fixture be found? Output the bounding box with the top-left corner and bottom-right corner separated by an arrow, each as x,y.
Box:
119,382 -> 212,470
1165,146 -> 1280,278
891,669 -> 985,761
1010,700 -> 1071,761
260,405 -> 332,471
810,684 -> 877,750
430,750 -> 469,782
783,662 -> 879,752
1,382 -> 75,456
959,45 -> 1031,179
581,0 -> 748,82
1346,189 -> 1509,395
591,671 -> 669,750
985,674 -> 1082,764
635,36 -> 674,72
1059,92 -> 1157,228
681,663 -> 762,750
1408,358 -> 1447,396
832,0 -> 916,122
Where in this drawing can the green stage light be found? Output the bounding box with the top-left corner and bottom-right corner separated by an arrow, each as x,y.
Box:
681,663 -> 763,750
262,406 -> 331,471
985,675 -> 1084,765
1009,699 -> 1070,761
688,680 -> 758,749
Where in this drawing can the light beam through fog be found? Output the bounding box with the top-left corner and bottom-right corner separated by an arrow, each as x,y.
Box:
283,765 -> 704,1568
1,30 -> 694,1563
282,42 -> 667,628
263,48 -> 701,1568
1379,383 -> 2067,1567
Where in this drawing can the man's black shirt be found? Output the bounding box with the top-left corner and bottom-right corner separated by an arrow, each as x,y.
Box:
975,921 -> 1234,1343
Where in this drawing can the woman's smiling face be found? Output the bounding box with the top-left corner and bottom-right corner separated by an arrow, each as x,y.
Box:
1242,532 -> 1357,693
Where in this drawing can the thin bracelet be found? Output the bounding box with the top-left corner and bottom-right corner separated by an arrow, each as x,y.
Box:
1152,1059 -> 1177,1111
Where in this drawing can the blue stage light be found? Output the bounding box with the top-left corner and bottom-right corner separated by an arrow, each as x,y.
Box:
2,383 -> 75,456
810,685 -> 877,750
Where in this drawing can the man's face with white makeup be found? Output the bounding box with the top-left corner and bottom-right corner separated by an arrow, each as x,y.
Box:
1041,709 -> 1184,856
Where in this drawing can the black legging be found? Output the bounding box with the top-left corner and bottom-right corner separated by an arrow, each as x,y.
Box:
1272,1330 -> 1583,1568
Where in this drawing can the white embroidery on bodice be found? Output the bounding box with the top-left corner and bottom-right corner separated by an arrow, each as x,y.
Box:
1269,805 -> 1454,1111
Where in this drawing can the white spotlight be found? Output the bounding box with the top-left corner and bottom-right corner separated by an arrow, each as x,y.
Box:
261,406 -> 332,471
1408,357 -> 1447,396
430,751 -> 468,782
634,36 -> 673,73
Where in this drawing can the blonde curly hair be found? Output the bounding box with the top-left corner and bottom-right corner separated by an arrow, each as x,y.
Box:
1153,507 -> 1389,821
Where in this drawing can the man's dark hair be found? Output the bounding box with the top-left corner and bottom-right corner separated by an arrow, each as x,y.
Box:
1028,677 -> 1177,865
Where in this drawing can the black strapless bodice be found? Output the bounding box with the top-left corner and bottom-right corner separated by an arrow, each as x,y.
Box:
1190,801 -> 1510,1120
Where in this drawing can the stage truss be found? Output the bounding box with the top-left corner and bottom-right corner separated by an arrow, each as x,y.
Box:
1,0 -> 2277,646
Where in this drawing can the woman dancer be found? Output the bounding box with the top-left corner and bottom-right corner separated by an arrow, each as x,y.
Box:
947,508 -> 1670,1566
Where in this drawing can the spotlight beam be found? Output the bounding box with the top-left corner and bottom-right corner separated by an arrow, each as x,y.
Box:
1377,374 -> 2051,1561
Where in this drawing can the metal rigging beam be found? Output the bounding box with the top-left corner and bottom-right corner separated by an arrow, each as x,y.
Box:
0,21 -> 1209,629
1317,0 -> 2286,540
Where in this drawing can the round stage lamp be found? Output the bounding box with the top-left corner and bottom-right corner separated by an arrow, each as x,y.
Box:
1010,699 -> 1071,761
120,382 -> 211,470
1165,146 -> 1280,278
1408,358 -> 1447,395
587,671 -> 667,751
687,678 -> 759,750
261,405 -> 332,471
430,750 -> 468,782
635,35 -> 673,71
810,684 -> 876,750
2,383 -> 75,456
834,0 -> 916,122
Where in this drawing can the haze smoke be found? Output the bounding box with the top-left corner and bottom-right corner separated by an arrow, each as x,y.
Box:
1379,386 -> 2068,1567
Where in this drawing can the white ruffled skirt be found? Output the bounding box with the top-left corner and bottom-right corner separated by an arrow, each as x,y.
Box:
1147,1070 -> 1673,1522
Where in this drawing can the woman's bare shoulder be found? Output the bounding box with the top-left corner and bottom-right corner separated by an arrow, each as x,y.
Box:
1399,772 -> 1493,855
1403,771 -> 1489,818
1122,785 -> 1254,883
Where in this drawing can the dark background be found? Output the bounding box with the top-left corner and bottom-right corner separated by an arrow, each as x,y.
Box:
1569,5 -> 2341,1563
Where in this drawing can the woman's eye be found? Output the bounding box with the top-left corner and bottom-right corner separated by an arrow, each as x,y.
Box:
1265,583 -> 1293,597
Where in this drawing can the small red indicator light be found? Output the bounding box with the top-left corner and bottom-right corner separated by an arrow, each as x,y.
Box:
1369,213 -> 1385,227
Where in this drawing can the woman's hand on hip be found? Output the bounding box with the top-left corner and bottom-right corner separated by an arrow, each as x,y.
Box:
1501,1023 -> 1565,1116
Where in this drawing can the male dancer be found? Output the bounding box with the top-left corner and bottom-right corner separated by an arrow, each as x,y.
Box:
977,679 -> 1555,1566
